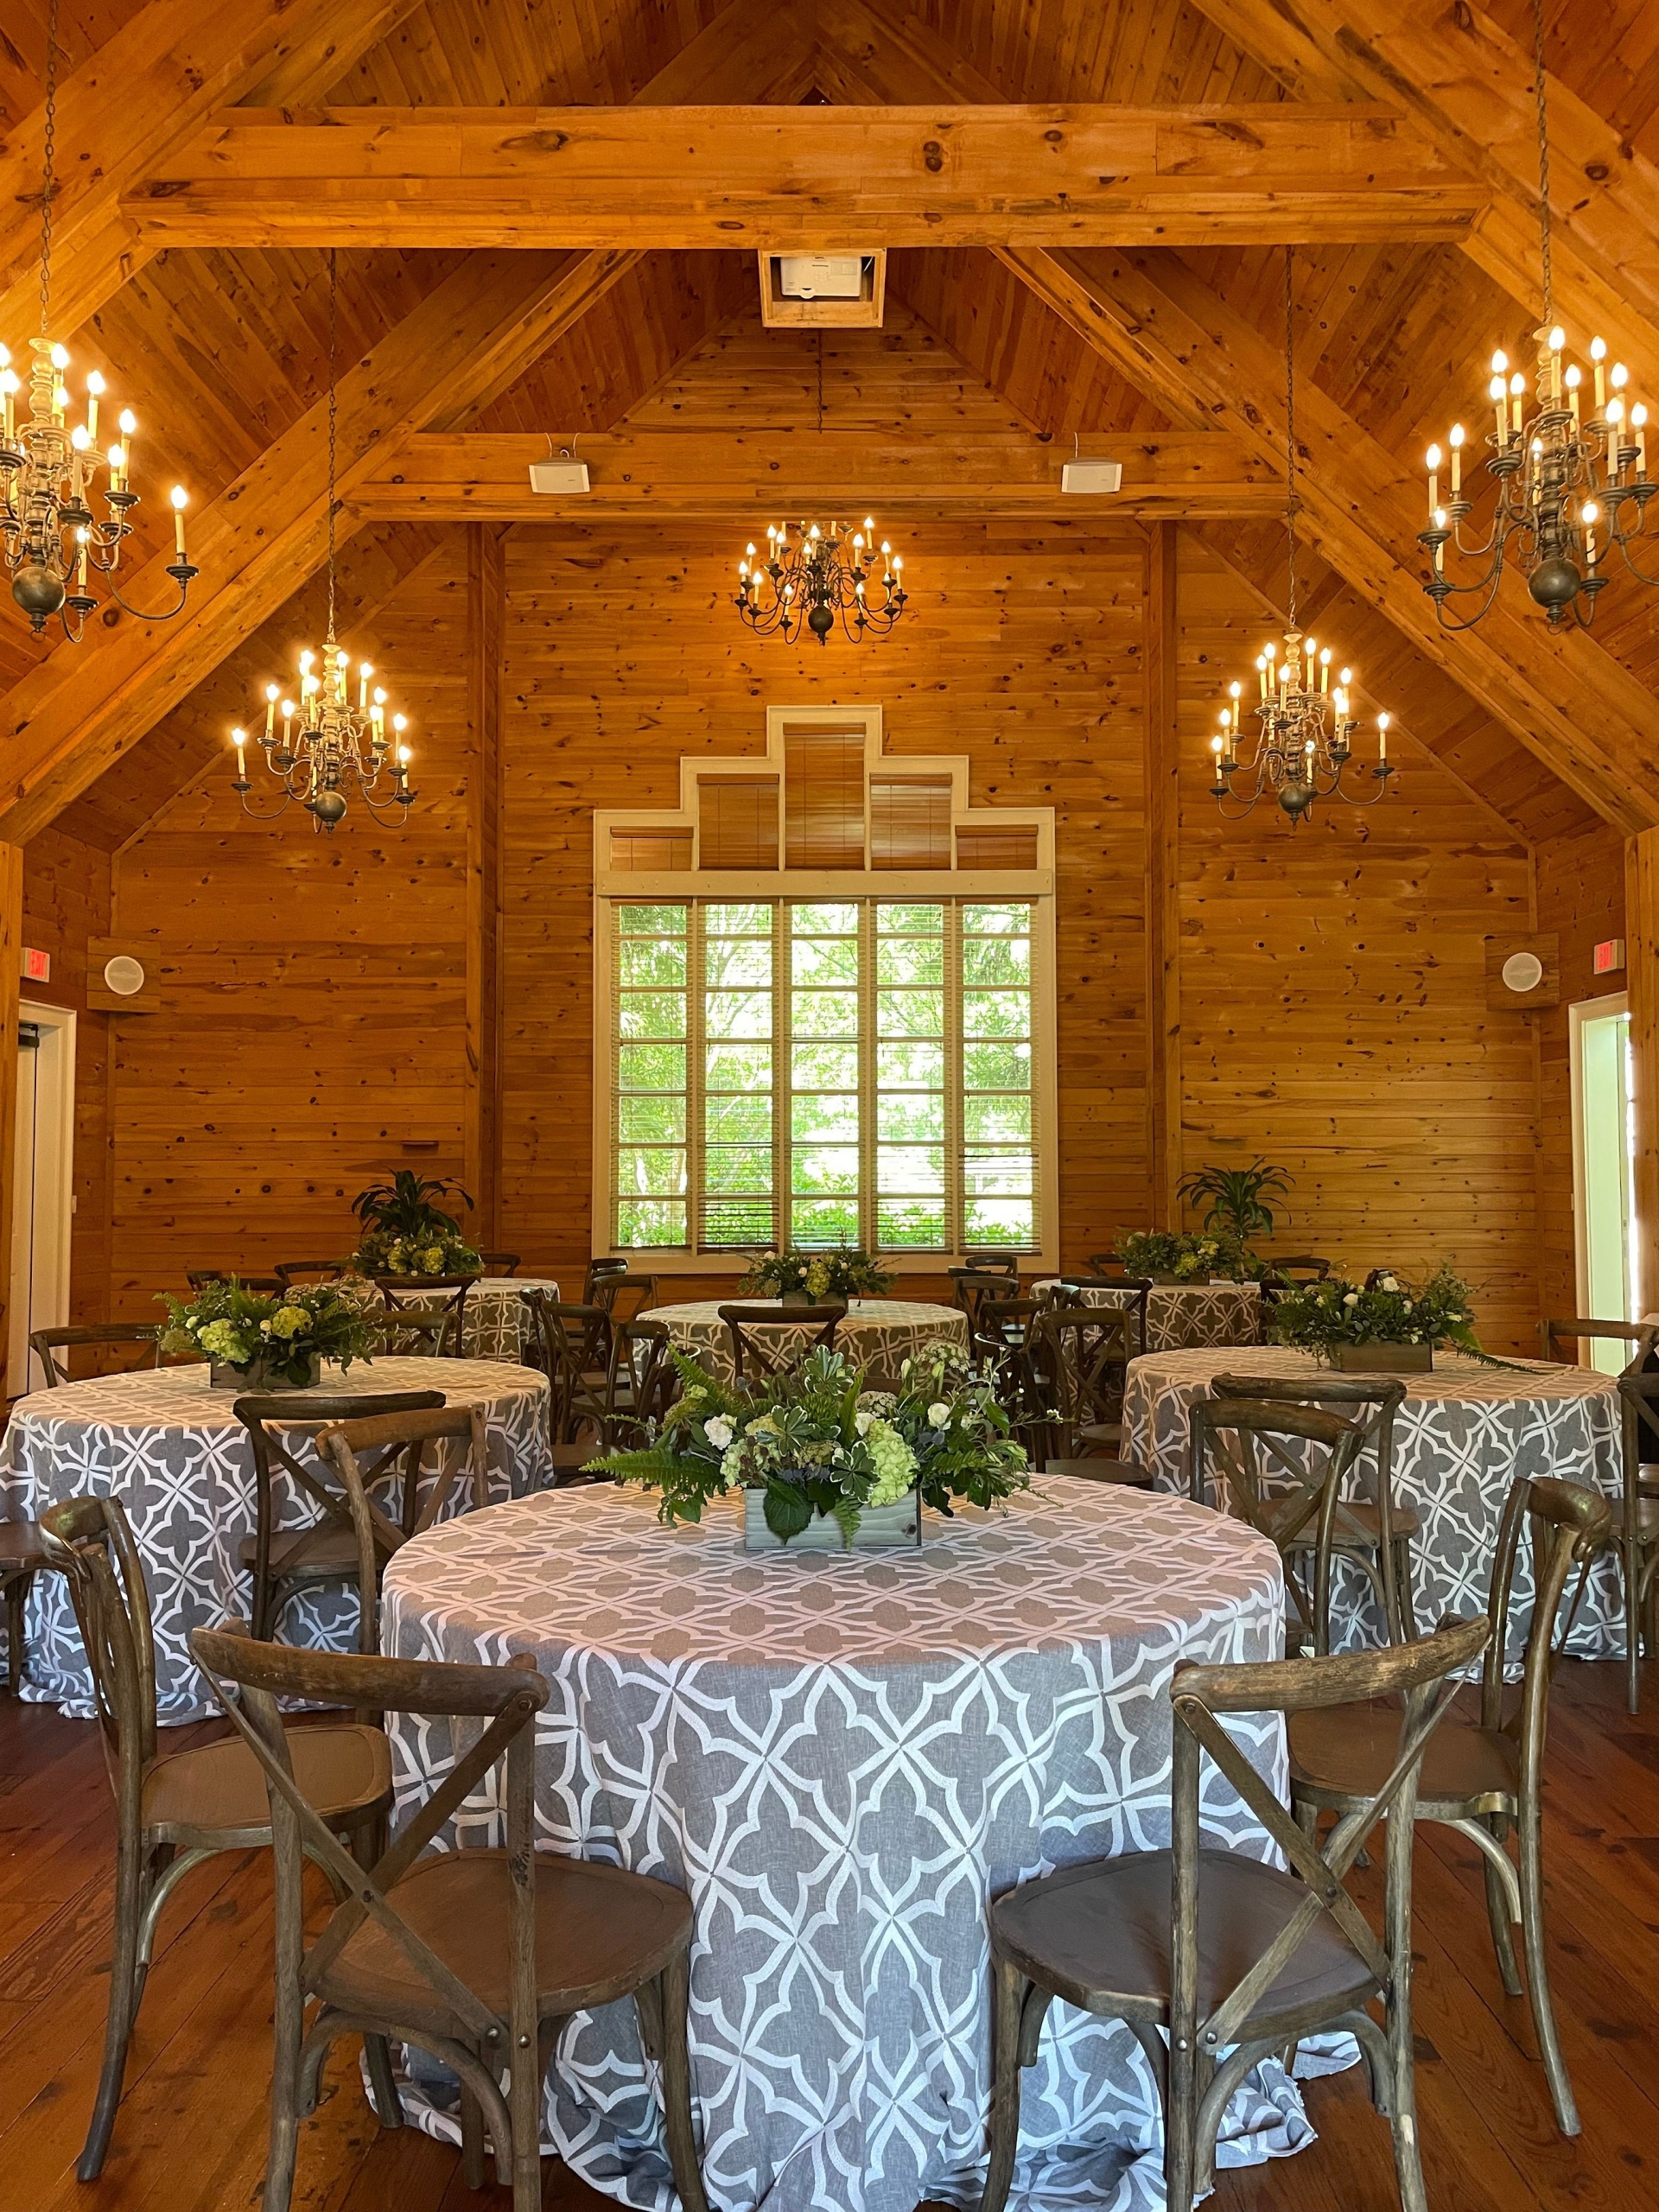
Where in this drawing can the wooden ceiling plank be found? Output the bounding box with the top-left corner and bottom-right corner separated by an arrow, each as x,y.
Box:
349,424 -> 1280,518
0,0 -> 427,343
125,102 -> 1491,251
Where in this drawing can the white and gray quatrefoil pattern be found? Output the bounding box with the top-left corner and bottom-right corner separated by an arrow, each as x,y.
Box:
0,1357 -> 552,1720
1122,1346 -> 1625,1663
456,1279 -> 559,1361
644,1298 -> 969,1391
380,1481 -> 1325,2212
1032,1281 -> 1263,1354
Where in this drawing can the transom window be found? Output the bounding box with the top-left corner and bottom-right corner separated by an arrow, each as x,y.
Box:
609,898 -> 1044,1256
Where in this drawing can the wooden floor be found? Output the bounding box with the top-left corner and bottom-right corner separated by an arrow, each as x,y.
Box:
2,1658 -> 1656,2212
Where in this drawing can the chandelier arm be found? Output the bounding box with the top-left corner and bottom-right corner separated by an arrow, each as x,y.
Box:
101,574 -> 194,624
236,790 -> 302,823
1427,564 -> 1511,630
1601,520 -> 1659,588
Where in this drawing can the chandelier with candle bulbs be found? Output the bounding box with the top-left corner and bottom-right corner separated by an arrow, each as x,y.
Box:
1416,0 -> 1655,630
735,518 -> 906,643
1,0 -> 196,639
230,253 -> 414,833
1212,251 -> 1398,822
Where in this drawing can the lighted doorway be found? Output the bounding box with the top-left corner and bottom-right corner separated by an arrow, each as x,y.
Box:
1571,992 -> 1637,1371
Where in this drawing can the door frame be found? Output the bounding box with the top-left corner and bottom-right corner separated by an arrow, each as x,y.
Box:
1569,988 -> 1631,1321
8,999 -> 76,1396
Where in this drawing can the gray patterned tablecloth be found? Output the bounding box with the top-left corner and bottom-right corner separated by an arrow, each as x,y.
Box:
644,1297 -> 968,1390
454,1278 -> 557,1360
1122,1346 -> 1623,1662
379,1480 -> 1327,2212
1032,1281 -> 1262,1352
0,1357 -> 552,1720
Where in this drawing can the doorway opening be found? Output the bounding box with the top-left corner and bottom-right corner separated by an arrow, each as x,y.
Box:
7,1001 -> 77,1399
1570,991 -> 1636,1372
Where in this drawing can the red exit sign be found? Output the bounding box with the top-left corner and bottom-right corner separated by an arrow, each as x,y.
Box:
1593,938 -> 1626,976
20,946 -> 48,982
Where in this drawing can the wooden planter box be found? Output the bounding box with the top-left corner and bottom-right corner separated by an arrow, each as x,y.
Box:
743,1488 -> 921,1552
1332,1341 -> 1433,1374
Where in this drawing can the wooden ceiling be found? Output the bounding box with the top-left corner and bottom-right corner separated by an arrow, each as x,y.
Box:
2,0 -> 1658,848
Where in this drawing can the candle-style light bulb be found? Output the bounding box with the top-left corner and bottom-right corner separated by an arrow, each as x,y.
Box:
169,485 -> 188,560
85,369 -> 103,446
1377,711 -> 1390,763
49,343 -> 69,371
1449,422 -> 1464,496
1426,442 -> 1441,519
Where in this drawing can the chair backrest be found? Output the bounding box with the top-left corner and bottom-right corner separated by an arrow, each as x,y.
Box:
478,1251 -> 521,1277
582,1256 -> 630,1306
1047,1274 -> 1154,1355
1538,1315 -> 1655,1366
235,1390 -> 447,1611
591,1274 -> 658,1327
949,1268 -> 1021,1358
604,1319 -> 676,1449
719,1303 -> 844,1382
1476,1473 -> 1611,1790
1166,1614 -> 1491,2075
364,1308 -> 455,1358
1272,1255 -> 1332,1284
186,1271 -> 285,1295
38,1495 -> 158,1787
1189,1398 -> 1367,1655
29,1322 -> 164,1389
961,1252 -> 1019,1277
272,1260 -> 346,1287
191,1628 -> 548,2092
376,1274 -> 474,1323
316,1405 -> 489,1652
518,1293 -> 610,1442
1032,1304 -> 1136,1448
1211,1370 -> 1406,1505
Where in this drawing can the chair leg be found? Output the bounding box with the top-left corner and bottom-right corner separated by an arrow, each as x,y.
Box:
1166,2009 -> 1198,2212
79,1839 -> 147,2180
654,1949 -> 710,2212
1517,1800 -> 1580,2136
1625,1533 -> 1642,1715
979,1955 -> 1027,2212
363,2035 -> 403,2130
262,1876 -> 309,2212
1385,1979 -> 1429,2212
5,1570 -> 29,1693
1481,1813 -> 1522,1997
459,2079 -> 488,2191
1392,1536 -> 1418,1643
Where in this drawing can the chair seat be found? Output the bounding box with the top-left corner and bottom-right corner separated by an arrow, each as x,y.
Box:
1076,1421 -> 1126,1449
1045,1459 -> 1154,1490
143,1721 -> 391,1839
1285,1500 -> 1421,1548
315,1847 -> 693,2034
1290,1699 -> 1518,1817
237,1524 -> 364,1580
0,1519 -> 47,1571
991,1847 -> 1376,2032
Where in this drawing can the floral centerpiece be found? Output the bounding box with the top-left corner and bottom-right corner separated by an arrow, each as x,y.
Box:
159,1278 -> 375,1392
736,1244 -> 894,1306
349,1169 -> 481,1279
1114,1228 -> 1250,1284
590,1342 -> 1028,1550
1268,1264 -> 1507,1371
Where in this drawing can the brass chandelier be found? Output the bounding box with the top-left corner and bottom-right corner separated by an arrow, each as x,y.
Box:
1416,0 -> 1653,629
1,0 -> 196,639
1211,250 -> 1398,822
735,518 -> 907,643
231,252 -> 415,833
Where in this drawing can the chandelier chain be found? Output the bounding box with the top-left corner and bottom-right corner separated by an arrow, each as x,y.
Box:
1533,0 -> 1554,327
326,246 -> 338,645
1284,244 -> 1298,629
39,0 -> 57,340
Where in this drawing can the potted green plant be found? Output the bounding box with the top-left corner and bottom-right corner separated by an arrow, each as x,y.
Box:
159,1278 -> 375,1392
349,1169 -> 482,1281
737,1246 -> 894,1306
1268,1264 -> 1500,1371
1176,1159 -> 1294,1244
590,1342 -> 1028,1550
1114,1229 -> 1249,1285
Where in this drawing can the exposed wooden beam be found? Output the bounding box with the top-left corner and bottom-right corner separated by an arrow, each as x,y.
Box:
1001,245 -> 1659,836
126,103 -> 1488,251
351,429 -> 1281,521
1192,0 -> 1659,365
0,0 -> 424,344
1144,523 -> 1182,1229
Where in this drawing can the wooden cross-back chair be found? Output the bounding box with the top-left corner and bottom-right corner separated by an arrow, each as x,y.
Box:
1189,1399 -> 1367,1657
589,1271 -> 659,1327
604,1319 -> 677,1452
979,1614 -> 1491,2212
477,1252 -> 521,1277
235,1391 -> 446,1643
948,1268 -> 1022,1362
518,1293 -> 613,1481
720,1303 -> 843,1383
375,1274 -> 475,1332
1211,1372 -> 1419,1644
582,1255 -> 631,1305
28,1322 -> 164,1390
40,1497 -> 391,2183
1613,1366 -> 1659,1713
1290,1473 -> 1611,2138
363,1307 -> 456,1358
273,1261 -> 346,1287
1045,1274 -> 1154,1357
190,1628 -> 711,2212
1537,1315 -> 1656,1367
315,1405 -> 491,1656
1032,1304 -> 1135,1453
186,1271 -> 285,1295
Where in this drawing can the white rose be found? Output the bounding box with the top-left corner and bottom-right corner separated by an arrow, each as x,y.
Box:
927,1402 -> 951,1428
855,1409 -> 874,1436
704,1416 -> 734,1450
1343,1293 -> 1359,1309
1380,1275 -> 1399,1293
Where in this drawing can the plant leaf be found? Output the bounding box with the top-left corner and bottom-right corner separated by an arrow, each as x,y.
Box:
762,1478 -> 815,1542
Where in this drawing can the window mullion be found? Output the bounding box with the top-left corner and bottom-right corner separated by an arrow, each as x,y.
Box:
772,901 -> 786,1250
946,898 -> 965,1261
859,900 -> 877,1254
689,901 -> 707,1254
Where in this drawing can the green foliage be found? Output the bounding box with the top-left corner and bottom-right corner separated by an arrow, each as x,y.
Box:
1269,1263 -> 1514,1365
350,1169 -> 480,1277
158,1277 -> 373,1385
585,1339 -> 1028,1545
1114,1228 -> 1251,1282
1176,1158 -> 1293,1241
737,1246 -> 895,1300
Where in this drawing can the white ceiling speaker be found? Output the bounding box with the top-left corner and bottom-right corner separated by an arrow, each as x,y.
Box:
777,254 -> 865,300
103,955 -> 146,997
1501,950 -> 1545,993
528,456 -> 590,495
1061,459 -> 1123,494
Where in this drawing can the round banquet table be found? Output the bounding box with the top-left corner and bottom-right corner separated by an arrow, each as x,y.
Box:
0,1357 -> 551,1720
452,1276 -> 557,1360
378,1479 -> 1327,2212
1031,1278 -> 1262,1352
642,1296 -> 968,1390
1122,1345 -> 1624,1664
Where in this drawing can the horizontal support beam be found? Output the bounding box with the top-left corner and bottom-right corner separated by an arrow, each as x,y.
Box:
351,429 -> 1282,520
126,102 -> 1488,249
